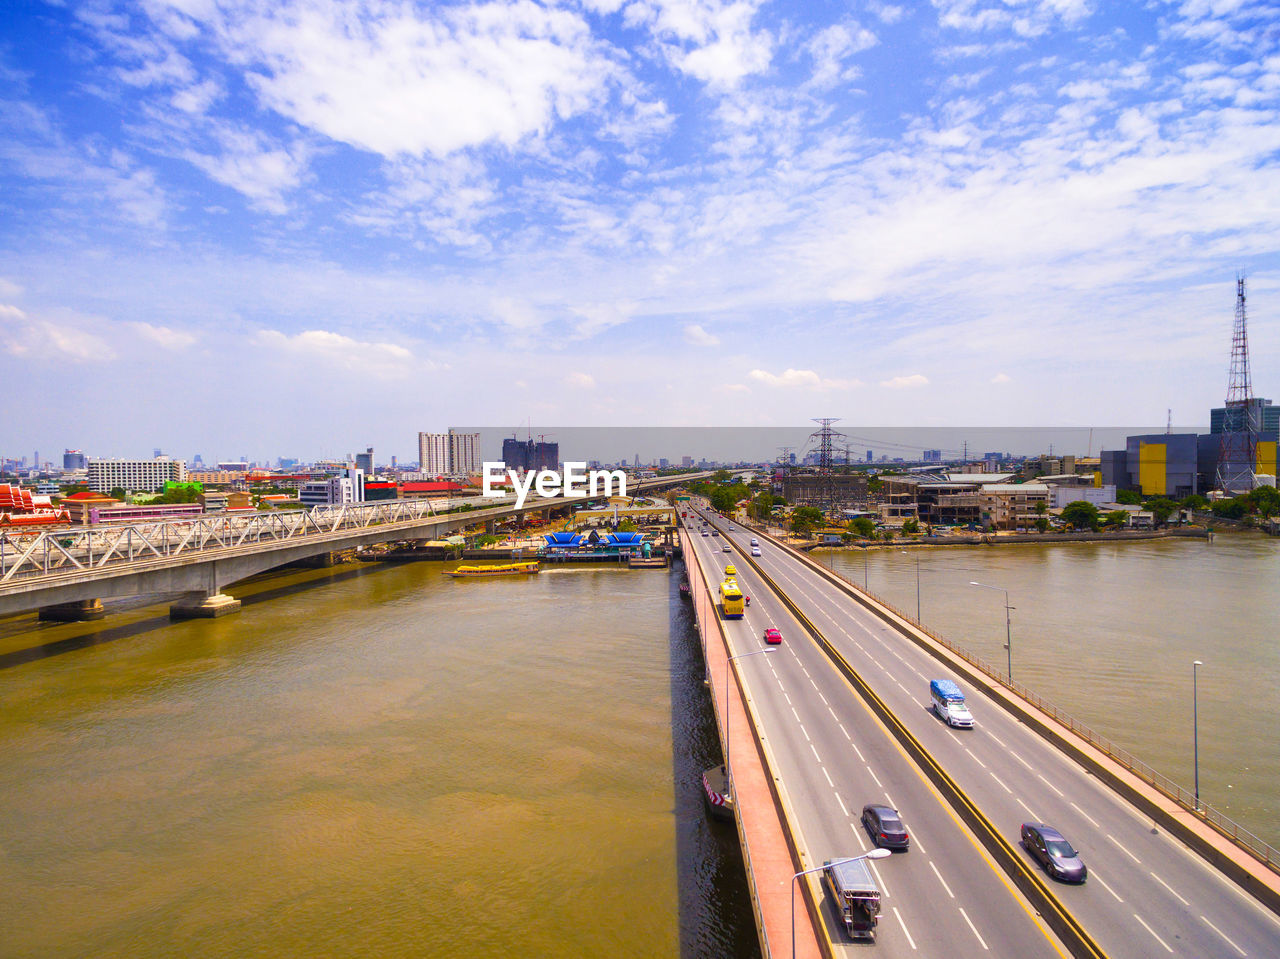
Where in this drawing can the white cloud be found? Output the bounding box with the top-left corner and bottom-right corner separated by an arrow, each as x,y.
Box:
0,278 -> 23,298
749,368 -> 861,390
880,374 -> 930,389
253,329 -> 415,376
490,297 -> 546,332
568,372 -> 596,388
182,124 -> 309,214
0,304 -> 117,363
683,323 -> 720,346
630,0 -> 773,88
990,372 -> 1011,383
127,322 -> 198,350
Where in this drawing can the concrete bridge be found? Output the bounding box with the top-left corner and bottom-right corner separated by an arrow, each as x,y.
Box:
0,472 -> 712,621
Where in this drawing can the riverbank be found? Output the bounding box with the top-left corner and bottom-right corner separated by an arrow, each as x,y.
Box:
763,526 -> 1212,551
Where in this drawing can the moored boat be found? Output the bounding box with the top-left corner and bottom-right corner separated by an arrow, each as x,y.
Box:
445,561 -> 540,578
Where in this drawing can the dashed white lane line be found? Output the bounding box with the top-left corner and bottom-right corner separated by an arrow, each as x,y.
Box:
1201,915 -> 1248,956
783,692 -> 792,706
810,743 -> 822,763
850,741 -> 865,762
822,767 -> 835,788
809,677 -> 820,691
1037,774 -> 1065,797
959,907 -> 989,950
838,723 -> 851,741
945,728 -> 962,745
835,792 -> 848,816
1015,798 -> 1039,821
1108,834 -> 1142,864
930,860 -> 955,898
791,707 -> 801,723
866,765 -> 883,788
989,772 -> 1013,794
1150,871 -> 1190,906
818,691 -> 829,705
892,907 -> 917,950
799,724 -> 811,743
871,860 -> 891,898
1069,802 -> 1100,828
884,791 -> 896,810
1133,913 -> 1174,953
850,821 -> 867,852
1089,869 -> 1123,903
965,748 -> 987,769
985,730 -> 1007,748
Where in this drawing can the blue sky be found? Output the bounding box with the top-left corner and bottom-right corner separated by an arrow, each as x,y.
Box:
2,0 -> 1280,462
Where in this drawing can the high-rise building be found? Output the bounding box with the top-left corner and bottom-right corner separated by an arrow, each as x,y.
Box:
501,436 -> 558,472
88,457 -> 187,493
63,449 -> 87,470
355,447 -> 374,473
682,456 -> 693,467
419,432 -> 450,477
449,430 -> 481,476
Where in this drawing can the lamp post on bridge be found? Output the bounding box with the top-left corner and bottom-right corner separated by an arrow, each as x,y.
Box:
725,646 -> 775,792
970,581 -> 1014,680
791,849 -> 891,958
1193,659 -> 1203,811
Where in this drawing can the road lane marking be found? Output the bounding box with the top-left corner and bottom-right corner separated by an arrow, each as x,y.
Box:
838,722 -> 851,740
1201,915 -> 1248,956
784,693 -> 792,706
989,772 -> 1013,793
850,821 -> 867,851
871,860 -> 891,898
818,691 -> 829,705
945,728 -> 962,745
866,765 -> 883,787
1089,869 -> 1123,902
822,767 -> 834,788
1133,913 -> 1174,953
1037,774 -> 1065,797
791,707 -> 800,723
1150,872 -> 1189,905
800,724 -> 811,742
835,792 -> 848,816
884,791 -> 896,809
985,730 -> 1007,748
892,907 -> 916,950
965,748 -> 987,768
828,706 -> 839,722
1069,802 -> 1100,828
929,860 -> 955,898
959,907 -> 989,950
1107,834 -> 1142,864
810,743 -> 822,763
1016,798 -> 1039,821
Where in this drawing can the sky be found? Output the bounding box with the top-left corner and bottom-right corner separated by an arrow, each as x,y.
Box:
2,0 -> 1280,464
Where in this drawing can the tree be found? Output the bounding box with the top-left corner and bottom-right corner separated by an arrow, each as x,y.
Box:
1034,516 -> 1051,532
902,518 -> 919,535
1248,485 -> 1280,519
1116,489 -> 1143,506
1034,501 -> 1048,515
712,469 -> 731,483
110,487 -> 127,500
750,492 -> 775,522
1061,500 -> 1100,531
617,519 -> 639,532
851,517 -> 876,539
1146,497 -> 1176,526
1102,510 -> 1129,529
1211,497 -> 1248,520
867,475 -> 883,494
1180,493 -> 1209,511
791,505 -> 824,536
879,527 -> 894,542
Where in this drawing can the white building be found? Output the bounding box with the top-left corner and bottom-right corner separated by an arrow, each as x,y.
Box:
449,430 -> 481,476
299,469 -> 365,507
88,457 -> 187,493
418,429 -> 481,477
418,432 -> 450,477
1047,485 -> 1117,509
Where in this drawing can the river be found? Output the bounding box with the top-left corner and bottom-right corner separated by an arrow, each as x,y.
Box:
0,560 -> 760,959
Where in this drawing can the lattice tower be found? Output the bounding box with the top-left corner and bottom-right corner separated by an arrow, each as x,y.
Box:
1216,274 -> 1258,492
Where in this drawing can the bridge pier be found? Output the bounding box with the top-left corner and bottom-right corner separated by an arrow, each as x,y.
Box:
169,592 -> 241,620
38,598 -> 106,622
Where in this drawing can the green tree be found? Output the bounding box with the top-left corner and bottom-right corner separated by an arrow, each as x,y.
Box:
1034,516 -> 1051,532
850,517 -> 875,538
617,519 -> 639,532
1248,485 -> 1280,519
790,505 -> 824,536
750,492 -> 775,522
1061,500 -> 1101,531
867,475 -> 883,494
712,469 -> 731,483
1146,497 -> 1177,526
1103,510 -> 1129,529
1211,497 -> 1248,520
1034,501 -> 1048,515
474,534 -> 499,547
879,527 -> 894,542
109,487 -> 127,500
1116,488 -> 1143,505
1180,493 -> 1209,511
901,517 -> 919,535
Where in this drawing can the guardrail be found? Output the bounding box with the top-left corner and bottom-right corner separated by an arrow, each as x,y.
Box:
745,519 -> 1280,873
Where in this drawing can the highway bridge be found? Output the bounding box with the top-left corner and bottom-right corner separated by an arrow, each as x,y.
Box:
0,472 -> 713,620
682,501 -> 1280,958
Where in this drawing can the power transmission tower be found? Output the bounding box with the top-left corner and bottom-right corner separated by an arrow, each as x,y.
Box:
808,417 -> 846,515
1216,274 -> 1259,493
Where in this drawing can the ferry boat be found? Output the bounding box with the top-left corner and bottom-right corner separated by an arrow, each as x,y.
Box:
444,561 -> 540,578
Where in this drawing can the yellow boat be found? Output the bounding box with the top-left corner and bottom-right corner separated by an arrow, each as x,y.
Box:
445,561 -> 540,578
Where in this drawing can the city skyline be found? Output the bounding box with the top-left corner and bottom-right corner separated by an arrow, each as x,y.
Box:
2,1 -> 1279,454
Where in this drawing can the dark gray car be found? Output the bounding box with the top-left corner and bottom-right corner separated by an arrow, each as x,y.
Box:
1021,823 -> 1087,883
861,804 -> 910,851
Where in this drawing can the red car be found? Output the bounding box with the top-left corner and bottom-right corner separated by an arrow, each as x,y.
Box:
763,627 -> 782,645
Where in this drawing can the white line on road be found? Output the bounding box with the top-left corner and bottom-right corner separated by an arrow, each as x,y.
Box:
809,678 -> 819,690
1133,913 -> 1174,953
1037,774 -> 1065,797
783,693 -> 792,706
818,692 -> 829,705
1089,869 -> 1123,902
871,861 -> 891,898
1069,802 -> 1100,828
884,791 -> 896,810
985,730 -> 1007,748
1201,915 -> 1248,956
1016,797 -> 1039,821
799,723 -> 810,742
851,741 -> 865,762
838,723 -> 851,741
850,821 -> 867,852
828,705 -> 839,722
929,860 -> 955,898
835,792 -> 848,816
945,728 -> 962,745
867,765 -> 883,787
892,907 -> 916,950
822,766 -> 834,788
791,707 -> 800,723
1009,750 -> 1034,771
810,743 -> 822,763
965,748 -> 987,768
1108,834 -> 1142,864
989,772 -> 1013,794
959,908 -> 989,950
1150,871 -> 1189,905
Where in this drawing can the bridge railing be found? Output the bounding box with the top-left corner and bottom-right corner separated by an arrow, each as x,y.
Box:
0,497 -> 521,584
750,521 -> 1280,871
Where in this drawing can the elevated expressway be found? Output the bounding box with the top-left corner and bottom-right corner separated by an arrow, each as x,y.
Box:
689,503 -> 1280,957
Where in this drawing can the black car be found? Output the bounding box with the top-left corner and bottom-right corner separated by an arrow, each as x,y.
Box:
861,804 -> 910,850
1021,823 -> 1087,883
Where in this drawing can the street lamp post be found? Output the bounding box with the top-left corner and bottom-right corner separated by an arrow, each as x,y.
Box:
901,550 -> 920,621
725,647 -> 775,790
1193,659 -> 1203,811
970,581 -> 1014,680
791,849 -> 891,958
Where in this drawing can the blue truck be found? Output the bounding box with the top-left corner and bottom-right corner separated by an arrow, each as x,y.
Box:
930,679 -> 974,728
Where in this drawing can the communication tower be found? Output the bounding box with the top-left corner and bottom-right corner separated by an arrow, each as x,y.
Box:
1215,275 -> 1259,492
807,417 -> 846,514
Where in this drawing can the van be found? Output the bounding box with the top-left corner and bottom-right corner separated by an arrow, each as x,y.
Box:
930,679 -> 974,728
